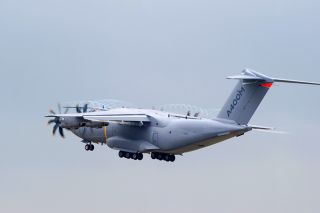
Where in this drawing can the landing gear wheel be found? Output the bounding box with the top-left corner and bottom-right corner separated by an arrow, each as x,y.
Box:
119,151 -> 125,158
125,152 -> 131,159
157,153 -> 163,161
90,144 -> 94,151
150,152 -> 175,162
164,155 -> 170,162
132,153 -> 138,160
151,152 -> 156,159
85,144 -> 90,151
138,153 -> 143,160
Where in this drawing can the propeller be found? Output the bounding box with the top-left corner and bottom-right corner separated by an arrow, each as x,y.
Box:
76,105 -> 81,113
49,103 -> 69,115
47,116 -> 65,138
75,103 -> 90,136
47,103 -> 68,138
76,103 -> 89,113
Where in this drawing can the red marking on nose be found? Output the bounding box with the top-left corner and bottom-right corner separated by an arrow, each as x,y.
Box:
260,83 -> 273,88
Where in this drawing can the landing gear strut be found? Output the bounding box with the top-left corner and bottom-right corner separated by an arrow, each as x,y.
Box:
118,151 -> 143,160
85,144 -> 94,151
151,152 -> 175,162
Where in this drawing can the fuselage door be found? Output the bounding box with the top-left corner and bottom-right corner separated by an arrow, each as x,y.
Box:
152,132 -> 158,145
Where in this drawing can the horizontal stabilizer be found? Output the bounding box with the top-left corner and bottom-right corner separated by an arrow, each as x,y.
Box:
227,68 -> 320,85
273,78 -> 320,86
248,125 -> 274,130
227,69 -> 273,82
227,75 -> 266,81
247,125 -> 289,134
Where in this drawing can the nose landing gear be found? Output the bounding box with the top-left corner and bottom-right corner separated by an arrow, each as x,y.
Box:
85,144 -> 94,151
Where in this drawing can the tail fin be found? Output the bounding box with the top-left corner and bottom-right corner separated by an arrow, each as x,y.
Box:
217,69 -> 320,125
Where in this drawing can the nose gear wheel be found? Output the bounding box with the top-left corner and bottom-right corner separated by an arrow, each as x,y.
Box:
85,144 -> 94,151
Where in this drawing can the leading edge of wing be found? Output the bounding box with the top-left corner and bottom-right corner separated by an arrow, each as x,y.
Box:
83,114 -> 151,123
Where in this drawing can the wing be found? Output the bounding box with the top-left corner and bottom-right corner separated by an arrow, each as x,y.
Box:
83,114 -> 150,124
46,108 -> 151,128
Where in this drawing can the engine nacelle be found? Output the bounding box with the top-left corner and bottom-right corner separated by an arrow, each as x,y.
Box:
80,121 -> 108,128
59,117 -> 82,128
57,117 -> 108,129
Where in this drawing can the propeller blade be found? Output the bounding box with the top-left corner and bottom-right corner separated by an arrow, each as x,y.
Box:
53,124 -> 59,135
64,107 -> 69,114
59,127 -> 65,138
83,104 -> 88,113
49,109 -> 56,115
58,103 -> 62,114
187,111 -> 191,116
48,119 -> 56,125
76,105 -> 81,113
194,112 -> 200,117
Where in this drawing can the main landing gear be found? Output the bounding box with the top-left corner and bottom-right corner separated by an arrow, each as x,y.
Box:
118,151 -> 143,160
151,152 -> 175,162
85,144 -> 94,151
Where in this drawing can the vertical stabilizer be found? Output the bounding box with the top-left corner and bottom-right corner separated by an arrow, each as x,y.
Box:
217,69 -> 273,125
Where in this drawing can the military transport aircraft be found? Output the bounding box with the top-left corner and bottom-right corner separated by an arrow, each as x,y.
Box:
46,69 -> 320,162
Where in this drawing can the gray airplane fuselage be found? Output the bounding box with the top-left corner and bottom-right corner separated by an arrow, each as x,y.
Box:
71,109 -> 248,154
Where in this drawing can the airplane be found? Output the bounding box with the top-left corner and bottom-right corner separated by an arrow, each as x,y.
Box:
46,69 -> 320,162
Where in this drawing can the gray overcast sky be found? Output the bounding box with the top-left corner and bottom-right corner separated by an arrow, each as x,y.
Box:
1,0 -> 320,212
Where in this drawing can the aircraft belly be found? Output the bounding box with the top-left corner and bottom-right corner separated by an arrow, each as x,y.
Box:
167,131 -> 243,154
155,119 -> 247,153
71,127 -> 108,144
106,136 -> 159,153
